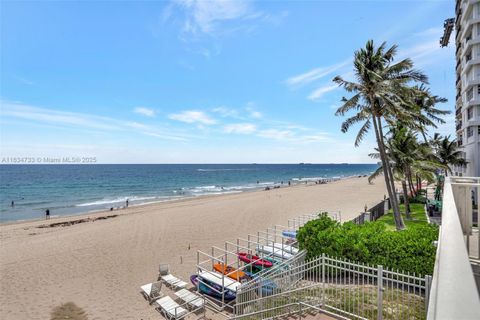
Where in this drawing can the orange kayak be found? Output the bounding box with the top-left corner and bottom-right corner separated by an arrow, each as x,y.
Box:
213,263 -> 247,281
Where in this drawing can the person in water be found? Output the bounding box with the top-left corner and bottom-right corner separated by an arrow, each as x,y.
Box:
126,199 -> 129,208
45,209 -> 50,220
11,201 -> 14,207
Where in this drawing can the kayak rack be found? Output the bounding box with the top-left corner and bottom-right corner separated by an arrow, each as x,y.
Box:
195,212 -> 327,312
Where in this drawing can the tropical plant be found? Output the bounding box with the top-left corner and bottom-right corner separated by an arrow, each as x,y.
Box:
398,85 -> 449,143
434,134 -> 466,176
369,126 -> 441,217
297,215 -> 439,275
333,40 -> 428,230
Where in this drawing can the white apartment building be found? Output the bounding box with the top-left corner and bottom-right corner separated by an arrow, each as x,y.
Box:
455,0 -> 480,178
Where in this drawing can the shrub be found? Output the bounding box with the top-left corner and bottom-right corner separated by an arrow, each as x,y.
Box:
297,215 -> 438,275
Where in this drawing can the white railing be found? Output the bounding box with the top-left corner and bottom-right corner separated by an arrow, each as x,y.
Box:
235,253 -> 431,320
451,176 -> 480,259
427,176 -> 480,319
195,212 -> 330,312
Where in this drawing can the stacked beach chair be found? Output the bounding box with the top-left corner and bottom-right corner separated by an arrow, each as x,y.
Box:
140,264 -> 204,319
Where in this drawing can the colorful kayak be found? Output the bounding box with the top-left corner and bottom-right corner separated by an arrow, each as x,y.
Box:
237,252 -> 274,268
213,263 -> 250,281
272,242 -> 299,255
257,245 -> 293,260
190,275 -> 236,301
282,230 -> 297,238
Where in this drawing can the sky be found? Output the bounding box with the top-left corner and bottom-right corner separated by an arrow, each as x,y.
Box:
0,0 -> 455,164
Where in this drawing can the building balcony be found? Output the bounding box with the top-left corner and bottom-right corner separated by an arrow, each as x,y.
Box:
466,118 -> 480,126
464,35 -> 480,53
464,56 -> 480,73
456,121 -> 463,131
463,77 -> 480,92
464,97 -> 480,108
456,106 -> 463,117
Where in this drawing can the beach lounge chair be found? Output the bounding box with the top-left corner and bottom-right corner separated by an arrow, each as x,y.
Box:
140,281 -> 164,304
158,264 -> 188,289
161,274 -> 188,289
155,296 -> 188,320
174,289 -> 204,309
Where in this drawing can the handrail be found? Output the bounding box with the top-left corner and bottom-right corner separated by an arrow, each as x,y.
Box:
427,177 -> 480,319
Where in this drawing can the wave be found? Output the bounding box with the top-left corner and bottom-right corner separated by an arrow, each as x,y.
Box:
75,196 -> 157,207
197,168 -> 255,172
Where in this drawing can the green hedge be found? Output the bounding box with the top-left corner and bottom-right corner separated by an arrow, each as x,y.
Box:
297,214 -> 438,275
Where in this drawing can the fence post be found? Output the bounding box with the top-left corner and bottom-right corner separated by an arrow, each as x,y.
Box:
425,275 -> 432,313
377,265 -> 383,320
322,253 -> 326,307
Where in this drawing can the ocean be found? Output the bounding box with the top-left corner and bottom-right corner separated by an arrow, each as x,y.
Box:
0,164 -> 377,223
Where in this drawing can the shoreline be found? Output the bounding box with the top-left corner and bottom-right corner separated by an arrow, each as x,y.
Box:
0,176 -> 386,320
0,176 -> 354,227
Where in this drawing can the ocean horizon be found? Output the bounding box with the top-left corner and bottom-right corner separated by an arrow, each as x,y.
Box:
0,163 -> 377,223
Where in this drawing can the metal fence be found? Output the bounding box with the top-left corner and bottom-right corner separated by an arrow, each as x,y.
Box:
353,200 -> 389,225
234,253 -> 431,320
195,212 -> 330,312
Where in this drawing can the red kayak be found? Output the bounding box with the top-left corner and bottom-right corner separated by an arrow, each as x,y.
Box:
237,252 -> 273,268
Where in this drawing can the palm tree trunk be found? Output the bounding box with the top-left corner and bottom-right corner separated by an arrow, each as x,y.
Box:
375,115 -> 404,230
402,180 -> 411,219
407,167 -> 415,197
371,113 -> 405,230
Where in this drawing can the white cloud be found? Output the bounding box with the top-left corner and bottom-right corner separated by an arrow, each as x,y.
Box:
258,129 -> 293,140
413,27 -> 443,38
134,107 -> 156,117
12,75 -> 34,85
1,101 -> 188,141
285,59 -> 350,88
223,123 -> 256,134
245,106 -> 262,119
308,84 -> 339,101
168,110 -> 216,125
172,0 -> 253,35
298,134 -> 330,143
212,106 -> 239,118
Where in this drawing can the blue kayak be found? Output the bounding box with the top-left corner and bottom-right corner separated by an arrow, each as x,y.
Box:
190,275 -> 236,301
282,230 -> 297,238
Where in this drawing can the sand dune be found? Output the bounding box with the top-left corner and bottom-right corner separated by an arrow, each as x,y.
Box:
0,177 -> 386,320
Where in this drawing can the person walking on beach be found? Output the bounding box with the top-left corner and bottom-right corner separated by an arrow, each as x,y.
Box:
126,199 -> 129,208
45,209 -> 50,220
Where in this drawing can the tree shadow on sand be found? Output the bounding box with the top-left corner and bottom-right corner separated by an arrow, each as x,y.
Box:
50,302 -> 88,320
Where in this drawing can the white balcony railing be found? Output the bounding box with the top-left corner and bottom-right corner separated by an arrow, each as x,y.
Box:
427,176 -> 480,319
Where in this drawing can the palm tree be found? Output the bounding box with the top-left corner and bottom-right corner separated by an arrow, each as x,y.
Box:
435,135 -> 466,176
392,85 -> 449,143
333,40 -> 427,231
369,126 -> 439,219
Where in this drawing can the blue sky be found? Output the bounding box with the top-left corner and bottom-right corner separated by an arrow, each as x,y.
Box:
0,0 -> 455,163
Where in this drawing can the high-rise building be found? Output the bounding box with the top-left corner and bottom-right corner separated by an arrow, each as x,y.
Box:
454,0 -> 480,178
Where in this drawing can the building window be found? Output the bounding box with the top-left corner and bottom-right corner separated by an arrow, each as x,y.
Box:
468,106 -> 474,119
466,51 -> 472,62
467,126 -> 474,137
466,33 -> 472,43
467,87 -> 474,100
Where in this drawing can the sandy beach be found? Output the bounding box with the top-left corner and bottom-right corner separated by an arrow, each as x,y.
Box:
0,177 -> 386,320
